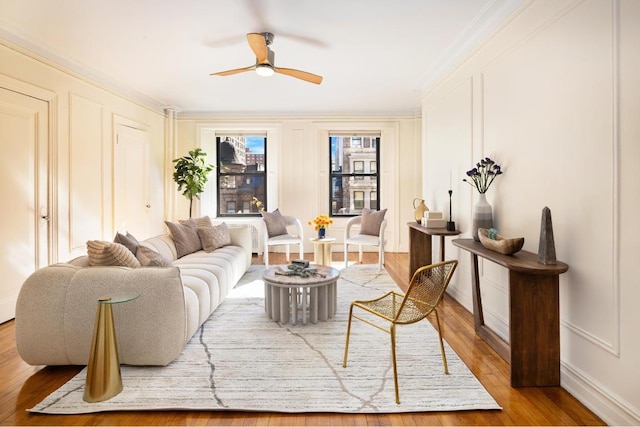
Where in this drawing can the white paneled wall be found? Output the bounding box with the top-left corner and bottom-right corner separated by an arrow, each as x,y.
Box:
0,40 -> 167,263
422,0 -> 640,424
176,116 -> 422,255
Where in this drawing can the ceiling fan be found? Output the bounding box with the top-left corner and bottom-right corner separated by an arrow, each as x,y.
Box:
210,32 -> 323,85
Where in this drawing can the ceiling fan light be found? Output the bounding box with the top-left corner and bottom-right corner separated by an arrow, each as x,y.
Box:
255,64 -> 274,77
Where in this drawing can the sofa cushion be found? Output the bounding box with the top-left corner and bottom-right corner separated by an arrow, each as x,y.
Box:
136,246 -> 173,267
360,208 -> 387,236
261,209 -> 287,237
86,240 -> 141,268
165,218 -> 202,258
114,232 -> 139,255
198,223 -> 232,252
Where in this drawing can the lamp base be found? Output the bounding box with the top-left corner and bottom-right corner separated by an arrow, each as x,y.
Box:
446,221 -> 456,231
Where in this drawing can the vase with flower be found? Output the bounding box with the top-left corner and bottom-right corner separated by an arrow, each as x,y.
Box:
308,214 -> 333,239
463,157 -> 503,241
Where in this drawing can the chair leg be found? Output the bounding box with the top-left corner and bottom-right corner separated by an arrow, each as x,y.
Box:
264,247 -> 269,267
343,304 -> 355,367
344,244 -> 348,268
434,309 -> 449,374
358,246 -> 363,263
285,245 -> 290,262
390,324 -> 400,404
298,243 -> 303,261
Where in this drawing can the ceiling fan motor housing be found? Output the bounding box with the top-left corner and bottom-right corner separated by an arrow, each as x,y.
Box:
262,32 -> 274,45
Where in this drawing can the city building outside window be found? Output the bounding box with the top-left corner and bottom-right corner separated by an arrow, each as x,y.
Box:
216,135 -> 266,217
330,133 -> 380,216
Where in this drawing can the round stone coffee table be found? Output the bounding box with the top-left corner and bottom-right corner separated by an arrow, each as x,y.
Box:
263,265 -> 339,325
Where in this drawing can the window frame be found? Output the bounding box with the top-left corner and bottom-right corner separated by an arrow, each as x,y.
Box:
216,135 -> 267,217
329,135 -> 381,217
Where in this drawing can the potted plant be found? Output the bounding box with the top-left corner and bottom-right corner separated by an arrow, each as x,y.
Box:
172,148 -> 214,218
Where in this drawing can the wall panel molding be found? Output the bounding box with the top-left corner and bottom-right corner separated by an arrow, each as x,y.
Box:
477,0 -> 621,357
68,93 -> 103,252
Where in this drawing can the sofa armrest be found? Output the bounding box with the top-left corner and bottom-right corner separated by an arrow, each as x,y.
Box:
16,265 -> 189,366
227,224 -> 253,266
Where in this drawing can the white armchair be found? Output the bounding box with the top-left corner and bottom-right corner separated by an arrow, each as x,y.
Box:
262,215 -> 304,267
344,216 -> 387,270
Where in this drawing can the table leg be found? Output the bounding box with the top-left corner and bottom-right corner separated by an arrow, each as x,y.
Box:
322,243 -> 332,266
470,253 -> 510,363
329,281 -> 337,317
470,254 -> 484,327
290,288 -> 298,326
318,285 -> 328,321
439,235 -> 445,262
84,302 -> 122,402
313,243 -> 321,265
279,288 -> 289,324
310,288 -> 319,324
302,287 -> 308,325
509,271 -> 560,386
264,283 -> 271,317
409,225 -> 432,280
270,284 -> 280,322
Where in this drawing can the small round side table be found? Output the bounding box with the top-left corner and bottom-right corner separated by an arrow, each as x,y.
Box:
83,292 -> 139,403
310,237 -> 336,266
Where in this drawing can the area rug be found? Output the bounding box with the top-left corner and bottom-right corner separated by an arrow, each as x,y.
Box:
30,264 -> 501,414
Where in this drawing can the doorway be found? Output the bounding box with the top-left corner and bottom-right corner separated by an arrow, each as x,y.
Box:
0,87 -> 49,323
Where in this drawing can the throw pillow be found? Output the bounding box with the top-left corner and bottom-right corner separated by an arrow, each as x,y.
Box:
261,209 -> 287,238
190,216 -> 212,229
86,240 -> 141,268
164,218 -> 202,258
113,231 -> 139,256
360,208 -> 387,236
198,222 -> 232,252
136,246 -> 173,267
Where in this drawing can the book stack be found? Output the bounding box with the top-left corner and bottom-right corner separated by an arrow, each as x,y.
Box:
420,211 -> 446,228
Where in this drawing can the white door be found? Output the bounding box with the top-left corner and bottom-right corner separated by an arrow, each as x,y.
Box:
113,124 -> 150,239
0,87 -> 49,323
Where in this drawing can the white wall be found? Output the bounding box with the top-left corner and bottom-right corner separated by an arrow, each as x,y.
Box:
175,115 -> 421,254
422,0 -> 640,424
0,40 -> 167,263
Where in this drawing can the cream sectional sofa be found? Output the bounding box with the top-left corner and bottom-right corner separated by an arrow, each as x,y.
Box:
15,223 -> 252,367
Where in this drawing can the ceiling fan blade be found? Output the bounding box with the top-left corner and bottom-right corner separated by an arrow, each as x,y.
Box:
247,33 -> 269,63
210,65 -> 255,77
274,67 -> 323,85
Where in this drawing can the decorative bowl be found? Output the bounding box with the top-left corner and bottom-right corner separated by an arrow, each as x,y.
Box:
477,228 -> 524,255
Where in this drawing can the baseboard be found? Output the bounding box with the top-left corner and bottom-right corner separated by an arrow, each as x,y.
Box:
561,361 -> 640,426
0,296 -> 17,324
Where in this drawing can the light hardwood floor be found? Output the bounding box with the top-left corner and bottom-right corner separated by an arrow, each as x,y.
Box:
0,252 -> 605,426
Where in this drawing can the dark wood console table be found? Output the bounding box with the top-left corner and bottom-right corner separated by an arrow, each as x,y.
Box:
408,222 -> 460,280
452,238 -> 569,387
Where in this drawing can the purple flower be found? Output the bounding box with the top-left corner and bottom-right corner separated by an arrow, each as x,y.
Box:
462,158 -> 504,193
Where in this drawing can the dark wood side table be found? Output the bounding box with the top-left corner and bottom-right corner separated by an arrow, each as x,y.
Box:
452,238 -> 569,387
407,222 -> 461,280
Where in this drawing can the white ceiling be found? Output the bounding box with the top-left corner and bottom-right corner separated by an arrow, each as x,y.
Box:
0,0 -> 523,116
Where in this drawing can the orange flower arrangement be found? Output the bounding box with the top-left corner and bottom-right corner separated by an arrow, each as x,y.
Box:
308,214 -> 333,231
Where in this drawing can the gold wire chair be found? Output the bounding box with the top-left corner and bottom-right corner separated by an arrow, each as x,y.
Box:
342,259 -> 458,404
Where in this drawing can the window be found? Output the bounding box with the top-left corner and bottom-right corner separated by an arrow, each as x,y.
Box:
353,161 -> 364,180
354,191 -> 364,209
216,135 -> 266,216
330,134 -> 380,216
